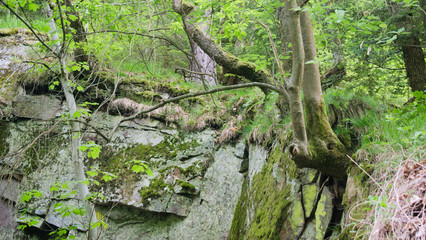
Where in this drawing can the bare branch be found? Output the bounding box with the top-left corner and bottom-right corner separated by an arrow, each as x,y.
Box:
259,21 -> 289,98
56,0 -> 67,55
69,119 -> 109,142
109,82 -> 284,138
23,60 -> 52,70
0,0 -> 55,55
85,30 -> 191,57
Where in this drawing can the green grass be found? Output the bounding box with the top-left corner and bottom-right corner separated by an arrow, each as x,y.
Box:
0,15 -> 49,32
352,91 -> 425,157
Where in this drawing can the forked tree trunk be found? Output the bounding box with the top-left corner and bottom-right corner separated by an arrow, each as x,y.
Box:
298,10 -> 348,180
173,0 -> 348,180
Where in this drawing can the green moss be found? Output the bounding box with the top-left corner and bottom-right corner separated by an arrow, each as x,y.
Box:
302,184 -> 318,217
230,177 -> 249,239
243,142 -> 292,239
99,135 -> 199,185
175,179 -> 196,191
139,178 -> 169,204
0,28 -> 19,36
140,90 -> 161,99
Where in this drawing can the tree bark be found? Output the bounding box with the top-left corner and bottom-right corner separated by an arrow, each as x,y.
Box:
298,10 -> 348,180
187,10 -> 217,86
46,3 -> 99,239
172,0 -> 274,87
401,35 -> 426,92
285,0 -> 308,157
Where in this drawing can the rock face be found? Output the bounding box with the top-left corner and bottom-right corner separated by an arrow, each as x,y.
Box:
0,31 -> 344,240
229,139 -> 336,240
0,108 -> 337,240
12,95 -> 61,120
0,111 -> 245,240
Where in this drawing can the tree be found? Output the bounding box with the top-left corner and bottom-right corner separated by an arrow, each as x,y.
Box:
172,0 -> 348,180
0,1 -> 98,239
388,1 -> 426,93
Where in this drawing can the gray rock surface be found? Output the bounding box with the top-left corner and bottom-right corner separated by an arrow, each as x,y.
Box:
12,95 -> 61,120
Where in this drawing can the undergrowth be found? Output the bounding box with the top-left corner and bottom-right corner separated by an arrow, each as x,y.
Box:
341,90 -> 425,239
0,15 -> 49,32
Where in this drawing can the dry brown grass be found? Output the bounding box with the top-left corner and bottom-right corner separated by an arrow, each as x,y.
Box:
345,145 -> 426,240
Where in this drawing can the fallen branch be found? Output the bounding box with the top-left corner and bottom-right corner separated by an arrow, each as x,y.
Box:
108,82 -> 284,138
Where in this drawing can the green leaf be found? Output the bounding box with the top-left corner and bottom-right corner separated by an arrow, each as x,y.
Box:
101,174 -> 113,182
28,3 -> 39,11
86,170 -> 98,177
79,145 -> 89,152
131,164 -> 144,173
146,168 -> 154,177
81,180 -> 90,186
68,14 -> 78,21
76,86 -> 84,92
73,111 -> 82,119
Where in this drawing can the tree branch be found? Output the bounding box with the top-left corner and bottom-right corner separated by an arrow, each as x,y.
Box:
85,30 -> 191,57
172,0 -> 274,87
56,0 -> 67,55
108,82 -> 283,138
259,21 -> 289,98
0,0 -> 55,55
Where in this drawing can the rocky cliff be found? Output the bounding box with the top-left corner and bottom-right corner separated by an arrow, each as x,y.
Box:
2,29 -> 418,240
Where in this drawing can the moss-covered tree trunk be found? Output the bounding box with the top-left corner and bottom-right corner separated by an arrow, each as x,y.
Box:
172,0 -> 349,180
298,10 -> 348,181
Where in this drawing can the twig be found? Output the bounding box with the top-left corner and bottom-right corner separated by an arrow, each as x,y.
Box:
68,119 -> 109,142
347,155 -> 385,192
56,0 -> 67,55
258,21 -> 289,98
23,60 -> 51,70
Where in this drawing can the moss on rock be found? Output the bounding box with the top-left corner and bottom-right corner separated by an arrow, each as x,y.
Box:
139,178 -> 169,205
231,142 -> 292,239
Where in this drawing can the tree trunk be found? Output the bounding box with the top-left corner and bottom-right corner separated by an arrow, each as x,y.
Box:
188,10 -> 217,86
46,4 -> 98,238
172,0 -> 348,180
285,0 -> 308,157
276,6 -> 292,116
401,35 -> 426,92
298,10 -> 348,181
63,0 -> 93,76
59,61 -> 99,240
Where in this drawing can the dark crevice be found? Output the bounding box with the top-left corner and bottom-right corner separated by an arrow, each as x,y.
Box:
325,177 -> 346,239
